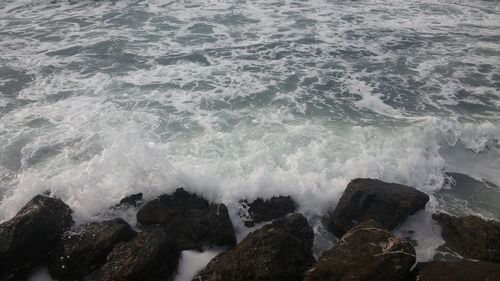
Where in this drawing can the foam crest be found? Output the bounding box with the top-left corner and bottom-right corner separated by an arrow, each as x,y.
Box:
3,115 -> 498,224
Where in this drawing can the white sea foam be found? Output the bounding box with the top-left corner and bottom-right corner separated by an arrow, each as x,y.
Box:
27,268 -> 54,281
1,116 -> 498,224
174,248 -> 225,281
395,199 -> 446,262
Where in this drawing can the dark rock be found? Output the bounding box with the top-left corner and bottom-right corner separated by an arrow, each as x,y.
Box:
239,196 -> 296,227
116,193 -> 143,208
192,213 -> 315,281
0,195 -> 73,281
137,188 -> 236,250
48,218 -> 137,281
305,220 -> 416,281
94,228 -> 179,281
163,203 -> 235,251
433,213 -> 500,262
410,260 -> 500,281
137,188 -> 208,224
323,178 -> 429,236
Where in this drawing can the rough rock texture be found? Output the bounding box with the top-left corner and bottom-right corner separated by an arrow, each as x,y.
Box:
433,213 -> 500,262
118,193 -> 143,207
323,178 -> 429,236
409,260 -> 500,281
239,196 -> 296,227
94,228 -> 179,281
193,213 -> 315,281
305,220 -> 416,281
137,188 -> 236,250
0,195 -> 73,281
48,218 -> 137,281
137,188 -> 208,225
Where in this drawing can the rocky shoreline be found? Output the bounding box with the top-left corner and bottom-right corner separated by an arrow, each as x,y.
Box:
1,178 -> 499,281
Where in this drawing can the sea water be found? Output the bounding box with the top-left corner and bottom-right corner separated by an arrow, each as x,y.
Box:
1,0 -> 499,278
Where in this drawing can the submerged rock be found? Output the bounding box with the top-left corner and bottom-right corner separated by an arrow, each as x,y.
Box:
0,195 -> 73,281
304,220 -> 415,281
239,196 -> 296,227
433,213 -> 500,262
409,260 -> 500,281
193,213 -> 315,281
48,218 -> 136,281
94,228 -> 179,281
136,188 -> 236,250
323,178 -> 429,236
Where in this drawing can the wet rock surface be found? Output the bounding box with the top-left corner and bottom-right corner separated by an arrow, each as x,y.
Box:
48,218 -> 137,281
94,228 -> 180,281
193,213 -> 315,281
136,188 -> 208,225
137,188 -> 236,250
409,260 -> 500,281
305,220 -> 416,281
323,178 -> 429,236
433,213 -> 500,262
0,195 -> 73,281
3,186 -> 498,281
239,196 -> 296,227
117,193 -> 143,208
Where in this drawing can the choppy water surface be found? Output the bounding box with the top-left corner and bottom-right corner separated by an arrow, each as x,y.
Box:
1,0 -> 500,267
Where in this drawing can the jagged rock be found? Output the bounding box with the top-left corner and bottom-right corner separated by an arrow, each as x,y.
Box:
192,213 -> 315,281
0,195 -> 73,281
136,188 -> 236,250
94,228 -> 179,281
117,193 -> 143,207
137,188 -> 207,224
433,213 -> 500,262
304,220 -> 416,281
239,196 -> 296,227
48,218 -> 137,281
323,178 -> 429,236
409,260 -> 500,281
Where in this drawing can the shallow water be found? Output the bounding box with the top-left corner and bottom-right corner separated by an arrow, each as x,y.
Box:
1,0 -> 500,277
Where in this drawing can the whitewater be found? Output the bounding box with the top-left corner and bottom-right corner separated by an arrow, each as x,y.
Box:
1,0 -> 500,278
